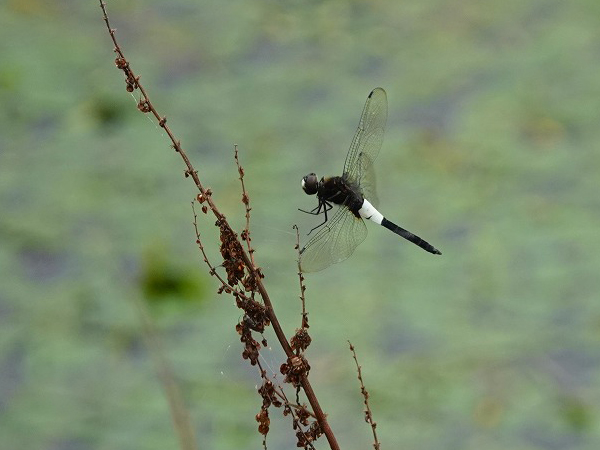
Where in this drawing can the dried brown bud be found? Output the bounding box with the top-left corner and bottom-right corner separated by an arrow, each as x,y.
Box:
115,56 -> 127,69
137,99 -> 151,113
255,409 -> 270,435
290,328 -> 312,352
290,356 -> 303,369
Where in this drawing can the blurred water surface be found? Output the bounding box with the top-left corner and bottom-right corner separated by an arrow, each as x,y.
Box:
1,1 -> 599,449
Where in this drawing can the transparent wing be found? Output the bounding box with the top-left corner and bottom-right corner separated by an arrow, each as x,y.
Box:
342,87 -> 387,201
358,158 -> 378,208
299,206 -> 368,273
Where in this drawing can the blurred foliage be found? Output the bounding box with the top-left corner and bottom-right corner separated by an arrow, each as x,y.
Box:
140,246 -> 206,306
1,0 -> 600,449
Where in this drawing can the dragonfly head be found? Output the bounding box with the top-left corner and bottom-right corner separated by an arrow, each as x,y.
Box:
301,173 -> 319,195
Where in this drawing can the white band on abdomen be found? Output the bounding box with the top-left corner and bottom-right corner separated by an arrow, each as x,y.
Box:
358,199 -> 384,225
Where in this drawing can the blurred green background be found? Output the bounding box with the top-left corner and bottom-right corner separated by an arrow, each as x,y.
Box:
2,0 -> 600,449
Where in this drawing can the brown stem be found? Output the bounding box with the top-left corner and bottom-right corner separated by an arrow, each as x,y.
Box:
98,2 -> 340,449
241,250 -> 338,449
234,146 -> 256,266
134,296 -> 198,450
294,225 -> 309,330
349,341 -> 380,450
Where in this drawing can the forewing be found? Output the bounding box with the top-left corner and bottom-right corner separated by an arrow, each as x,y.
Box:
299,207 -> 368,273
343,88 -> 388,194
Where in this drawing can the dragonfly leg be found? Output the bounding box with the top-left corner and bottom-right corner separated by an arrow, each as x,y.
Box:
307,201 -> 333,235
298,203 -> 324,215
299,198 -> 334,216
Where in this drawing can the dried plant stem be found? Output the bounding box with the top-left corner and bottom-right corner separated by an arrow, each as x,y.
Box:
294,225 -> 309,330
192,202 -> 243,296
349,341 -> 381,450
256,362 -> 317,450
234,145 -> 256,266
99,2 -> 339,449
134,295 -> 198,450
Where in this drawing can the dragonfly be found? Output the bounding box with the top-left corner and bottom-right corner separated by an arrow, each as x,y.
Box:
298,87 -> 441,273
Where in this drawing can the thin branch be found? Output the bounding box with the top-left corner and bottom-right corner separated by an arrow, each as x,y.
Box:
98,3 -> 339,449
192,201 -> 253,301
133,297 -> 198,450
348,341 -> 380,450
256,361 -> 317,450
294,225 -> 309,330
234,145 -> 256,267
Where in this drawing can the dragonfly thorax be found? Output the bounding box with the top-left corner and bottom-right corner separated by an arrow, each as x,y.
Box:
301,173 -> 319,195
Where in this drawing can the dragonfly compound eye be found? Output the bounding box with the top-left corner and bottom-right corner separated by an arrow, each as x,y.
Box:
301,173 -> 319,195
